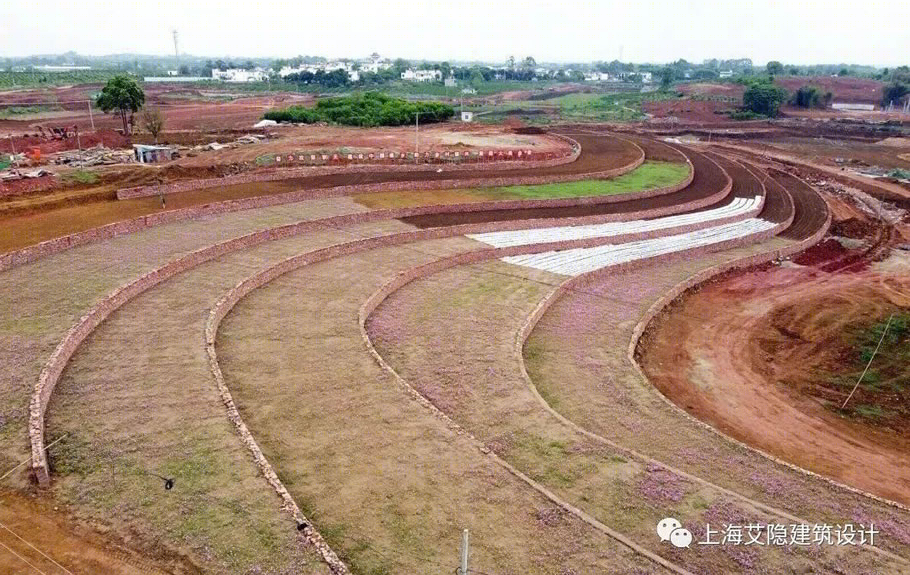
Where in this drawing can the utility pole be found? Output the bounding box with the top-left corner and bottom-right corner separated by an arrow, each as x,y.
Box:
414,111 -> 419,164
9,135 -> 19,169
87,100 -> 95,131
460,529 -> 469,575
172,29 -> 180,72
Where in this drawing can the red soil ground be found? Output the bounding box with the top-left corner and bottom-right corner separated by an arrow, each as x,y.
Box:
643,98 -> 740,123
0,83 -> 312,136
774,75 -> 885,105
640,262 -> 910,506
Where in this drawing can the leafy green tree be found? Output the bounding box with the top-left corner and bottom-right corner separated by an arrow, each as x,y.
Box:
766,61 -> 784,75
743,82 -> 788,117
96,75 -> 145,134
523,56 -> 536,69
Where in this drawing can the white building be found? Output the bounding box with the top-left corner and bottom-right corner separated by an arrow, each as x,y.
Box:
212,68 -> 268,82
445,75 -> 457,87
584,71 -> 612,82
719,70 -> 734,78
34,65 -> 91,72
280,62 -> 358,81
401,69 -> 442,82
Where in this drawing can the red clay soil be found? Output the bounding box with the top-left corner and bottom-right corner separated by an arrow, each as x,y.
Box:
705,153 -> 763,202
676,83 -> 746,99
774,75 -> 885,105
639,265 -> 910,506
0,84 -> 312,134
401,142 -> 727,228
623,134 -> 687,162
754,171 -> 794,224
0,491 -> 196,574
792,238 -> 851,266
0,129 -> 129,155
644,99 -> 739,123
769,170 -> 830,240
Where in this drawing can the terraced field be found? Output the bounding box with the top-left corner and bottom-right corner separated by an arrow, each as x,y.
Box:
1,128 -> 905,574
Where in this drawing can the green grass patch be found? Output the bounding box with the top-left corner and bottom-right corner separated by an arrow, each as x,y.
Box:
0,158 -> 10,171
477,90 -> 682,124
0,104 -> 62,118
61,170 -> 98,185
254,153 -> 276,166
476,161 -> 690,200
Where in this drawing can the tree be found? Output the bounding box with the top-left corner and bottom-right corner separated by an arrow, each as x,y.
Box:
743,82 -> 789,117
96,75 -> 145,135
523,56 -> 536,69
882,81 -> 910,106
790,85 -> 831,108
766,61 -> 784,75
506,55 -> 515,69
141,107 -> 165,142
660,67 -> 673,91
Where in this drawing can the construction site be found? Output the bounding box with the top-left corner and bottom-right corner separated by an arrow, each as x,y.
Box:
3,6 -> 910,573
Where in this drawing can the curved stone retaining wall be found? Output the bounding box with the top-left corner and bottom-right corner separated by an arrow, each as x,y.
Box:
25,169 -> 734,487
117,134 -> 582,200
205,232 -> 707,575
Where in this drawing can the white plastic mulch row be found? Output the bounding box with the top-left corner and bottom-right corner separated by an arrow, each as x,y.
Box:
467,195 -> 762,248
501,218 -> 777,276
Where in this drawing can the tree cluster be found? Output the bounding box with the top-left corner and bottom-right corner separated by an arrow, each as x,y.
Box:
283,68 -> 350,88
263,92 -> 454,127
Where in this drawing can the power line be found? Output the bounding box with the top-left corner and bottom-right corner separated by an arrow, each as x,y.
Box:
841,313 -> 896,410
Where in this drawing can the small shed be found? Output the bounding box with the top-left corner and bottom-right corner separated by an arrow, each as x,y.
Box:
133,144 -> 176,164
461,111 -> 475,123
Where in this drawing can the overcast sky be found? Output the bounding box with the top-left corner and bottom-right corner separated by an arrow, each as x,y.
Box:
2,0 -> 907,67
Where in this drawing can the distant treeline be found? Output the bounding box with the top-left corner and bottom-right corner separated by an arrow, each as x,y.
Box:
263,92 -> 455,127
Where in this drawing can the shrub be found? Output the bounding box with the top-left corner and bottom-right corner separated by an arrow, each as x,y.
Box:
790,85 -> 832,109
